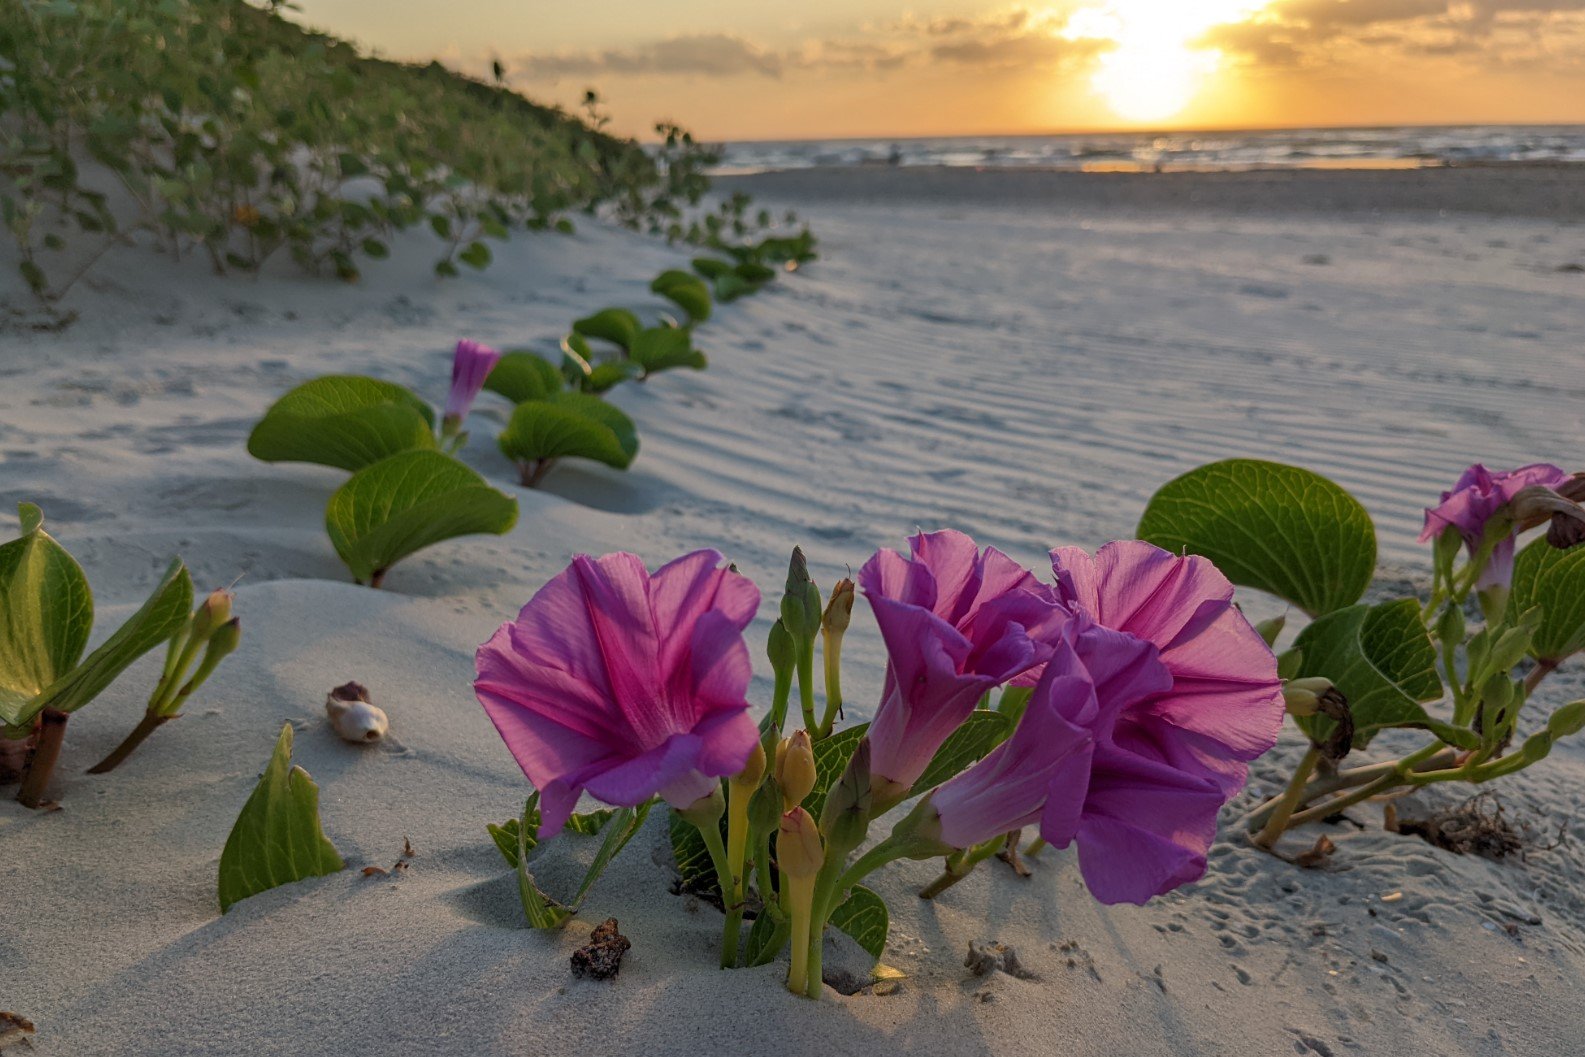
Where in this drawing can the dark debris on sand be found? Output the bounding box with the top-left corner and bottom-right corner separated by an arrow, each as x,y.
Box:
1397,792 -> 1530,860
571,918 -> 631,981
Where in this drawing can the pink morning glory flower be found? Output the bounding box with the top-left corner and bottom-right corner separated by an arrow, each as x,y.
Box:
927,644 -> 1094,851
1419,463 -> 1572,589
443,339 -> 502,429
1043,541 -> 1285,904
859,531 -> 1069,801
474,550 -> 760,837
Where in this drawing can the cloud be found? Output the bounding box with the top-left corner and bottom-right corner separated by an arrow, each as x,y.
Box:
1203,0 -> 1585,69
514,33 -> 784,80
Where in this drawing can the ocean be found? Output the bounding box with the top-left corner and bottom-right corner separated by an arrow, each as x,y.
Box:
713,124 -> 1585,175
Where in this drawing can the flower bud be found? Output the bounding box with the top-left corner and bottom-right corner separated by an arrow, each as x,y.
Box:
204,617 -> 242,662
1252,614 -> 1285,648
777,807 -> 823,881
1282,677 -> 1335,717
676,782 -> 726,829
732,738 -> 766,790
1435,601 -> 1465,647
779,548 -> 820,643
822,578 -> 854,636
190,589 -> 235,641
819,738 -> 872,850
775,730 -> 817,809
767,619 -> 795,674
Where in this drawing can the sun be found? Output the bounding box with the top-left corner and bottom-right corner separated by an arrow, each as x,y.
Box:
1063,0 -> 1269,123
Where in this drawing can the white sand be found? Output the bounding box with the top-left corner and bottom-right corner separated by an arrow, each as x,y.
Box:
4,169 -> 1585,1055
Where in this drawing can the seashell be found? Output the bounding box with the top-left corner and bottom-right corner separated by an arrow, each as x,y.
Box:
325,681 -> 389,744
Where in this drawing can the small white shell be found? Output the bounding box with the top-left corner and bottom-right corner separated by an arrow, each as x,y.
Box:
326,682 -> 389,744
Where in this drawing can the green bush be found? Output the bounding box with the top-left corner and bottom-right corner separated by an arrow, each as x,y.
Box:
0,0 -> 723,299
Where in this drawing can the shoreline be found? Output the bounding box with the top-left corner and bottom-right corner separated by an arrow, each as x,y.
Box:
718,163 -> 1585,220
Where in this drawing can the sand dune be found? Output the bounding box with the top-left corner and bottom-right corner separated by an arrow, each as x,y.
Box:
4,167 -> 1585,1055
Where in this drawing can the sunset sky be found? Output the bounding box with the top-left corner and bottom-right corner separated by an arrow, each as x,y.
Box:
290,1 -> 1585,140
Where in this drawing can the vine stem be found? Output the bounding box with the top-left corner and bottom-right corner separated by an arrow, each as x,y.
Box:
86,712 -> 171,774
691,817 -> 738,969
1280,773 -> 1400,830
1525,659 -> 1560,695
1252,745 -> 1320,849
17,709 -> 68,809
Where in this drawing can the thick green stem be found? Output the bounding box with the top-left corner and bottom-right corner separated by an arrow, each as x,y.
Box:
1282,773 -> 1401,830
690,816 -> 738,969
1252,745 -> 1321,849
86,711 -> 171,774
1244,742 -> 1454,832
1024,837 -> 1048,857
786,872 -> 816,995
816,631 -> 843,739
796,642 -> 817,735
722,785 -> 752,969
17,709 -> 68,809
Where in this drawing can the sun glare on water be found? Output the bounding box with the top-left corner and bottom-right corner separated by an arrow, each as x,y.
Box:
1063,0 -> 1269,123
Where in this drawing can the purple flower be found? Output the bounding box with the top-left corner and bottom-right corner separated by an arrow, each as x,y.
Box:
927,651 -> 1094,850
1042,541 -> 1284,905
443,339 -> 502,427
1419,463 -> 1572,589
859,531 -> 1069,801
474,550 -> 760,837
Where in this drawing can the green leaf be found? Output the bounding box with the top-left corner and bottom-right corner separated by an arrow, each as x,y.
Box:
507,794 -> 656,928
691,257 -> 733,281
829,884 -> 889,965
218,723 -> 344,912
488,803 -> 618,867
1137,459 -> 1377,617
483,351 -> 563,404
908,711 -> 1011,794
459,240 -> 492,269
248,375 -> 436,472
34,556 -> 193,718
325,450 -> 519,585
735,261 -> 776,284
1511,539 -> 1585,663
497,393 -> 639,473
1294,599 -> 1459,749
571,308 -> 641,352
805,724 -> 867,821
585,361 -> 643,393
668,806 -> 722,901
650,269 -> 712,324
0,504 -> 93,726
629,327 -> 706,377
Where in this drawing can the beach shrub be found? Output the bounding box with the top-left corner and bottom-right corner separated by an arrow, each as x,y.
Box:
498,392 -> 640,487
0,504 -> 194,807
1138,460 -> 1585,849
218,723 -> 344,912
471,534 -> 1286,996
325,450 -> 519,586
0,0 -> 725,301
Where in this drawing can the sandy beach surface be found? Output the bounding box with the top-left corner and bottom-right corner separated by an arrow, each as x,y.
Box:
4,166 -> 1585,1056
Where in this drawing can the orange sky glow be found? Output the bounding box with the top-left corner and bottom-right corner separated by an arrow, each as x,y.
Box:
289,1 -> 1585,140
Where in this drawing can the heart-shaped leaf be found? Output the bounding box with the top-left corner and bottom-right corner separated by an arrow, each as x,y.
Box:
651,269 -> 712,325
325,450 -> 519,586
829,884 -> 889,965
498,393 -> 640,481
1137,459 -> 1376,617
0,504 -> 93,726
1510,539 -> 1585,663
629,327 -> 706,377
35,556 -> 193,719
571,308 -> 641,352
586,361 -> 643,393
484,351 -> 563,404
1293,599 -> 1459,750
735,261 -> 776,285
218,723 -> 345,912
691,257 -> 733,281
249,375 -> 436,472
